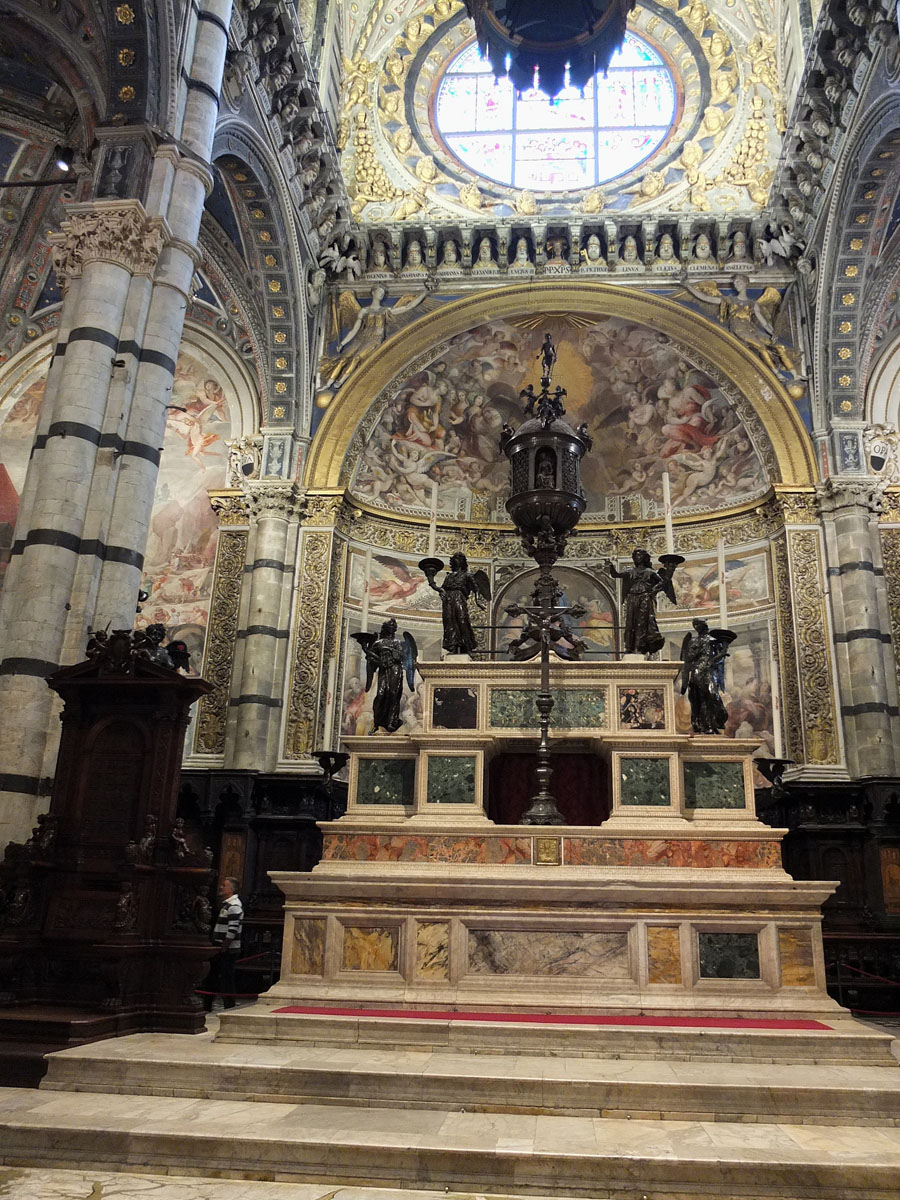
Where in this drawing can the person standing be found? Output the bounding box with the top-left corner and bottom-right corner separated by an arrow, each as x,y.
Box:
204,877 -> 243,1012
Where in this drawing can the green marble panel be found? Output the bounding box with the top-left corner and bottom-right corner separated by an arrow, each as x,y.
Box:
619,757 -> 671,807
356,757 -> 416,806
698,931 -> 760,979
489,688 -> 606,729
427,754 -> 477,804
683,761 -> 747,809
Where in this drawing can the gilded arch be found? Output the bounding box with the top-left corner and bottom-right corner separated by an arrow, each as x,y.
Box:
305,282 -> 818,497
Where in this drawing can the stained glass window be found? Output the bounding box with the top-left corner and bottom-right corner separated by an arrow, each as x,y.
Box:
433,33 -> 677,192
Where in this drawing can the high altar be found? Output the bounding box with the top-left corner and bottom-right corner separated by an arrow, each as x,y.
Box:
264,658 -> 837,1021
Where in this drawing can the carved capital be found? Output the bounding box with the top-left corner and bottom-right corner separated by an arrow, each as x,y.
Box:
245,481 -> 306,521
815,478 -> 886,518
47,200 -> 169,291
774,487 -> 819,525
208,489 -> 251,526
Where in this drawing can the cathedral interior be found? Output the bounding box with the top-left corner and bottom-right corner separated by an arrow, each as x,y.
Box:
2,0 -> 900,1195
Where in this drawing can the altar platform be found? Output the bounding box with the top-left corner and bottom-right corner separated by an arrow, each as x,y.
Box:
264,660 -> 842,1021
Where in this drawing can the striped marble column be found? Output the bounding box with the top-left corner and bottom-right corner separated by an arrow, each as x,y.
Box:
227,484 -> 305,771
0,0 -> 233,846
817,479 -> 900,777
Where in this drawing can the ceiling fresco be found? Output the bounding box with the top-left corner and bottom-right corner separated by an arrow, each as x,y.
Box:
348,313 -> 771,524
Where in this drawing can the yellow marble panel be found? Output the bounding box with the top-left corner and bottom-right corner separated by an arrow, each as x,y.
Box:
778,928 -> 815,987
342,925 -> 399,972
291,918 -> 325,976
647,926 -> 682,985
416,921 -> 450,980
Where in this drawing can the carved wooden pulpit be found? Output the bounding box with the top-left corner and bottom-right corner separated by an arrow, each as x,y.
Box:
0,630 -> 213,1082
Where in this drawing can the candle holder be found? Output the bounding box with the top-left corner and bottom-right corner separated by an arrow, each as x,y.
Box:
417,556 -> 445,586
754,756 -> 795,800
658,553 -> 685,571
314,750 -> 349,789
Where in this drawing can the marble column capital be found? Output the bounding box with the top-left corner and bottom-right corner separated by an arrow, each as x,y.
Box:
244,481 -> 306,522
815,478 -> 886,518
209,490 -> 251,526
48,199 -> 171,291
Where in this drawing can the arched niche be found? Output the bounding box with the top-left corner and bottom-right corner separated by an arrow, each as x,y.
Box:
866,329 -> 900,428
307,283 -> 817,527
492,565 -> 618,659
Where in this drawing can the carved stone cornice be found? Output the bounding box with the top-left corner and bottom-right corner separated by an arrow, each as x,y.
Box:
208,489 -> 251,526
814,478 -> 886,518
244,481 -> 306,522
47,200 -> 170,291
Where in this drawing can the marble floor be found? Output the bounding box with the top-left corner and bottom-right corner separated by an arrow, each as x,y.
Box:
0,1010 -> 899,1199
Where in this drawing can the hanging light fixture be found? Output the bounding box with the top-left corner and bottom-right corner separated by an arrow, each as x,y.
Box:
464,0 -> 636,97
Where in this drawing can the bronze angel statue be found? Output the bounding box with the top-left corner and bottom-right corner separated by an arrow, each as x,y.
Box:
677,273 -> 799,376
679,619 -> 735,735
351,618 -> 418,734
423,553 -> 491,656
607,549 -> 678,656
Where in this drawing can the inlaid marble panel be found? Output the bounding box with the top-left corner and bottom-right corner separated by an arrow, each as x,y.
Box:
432,687 -> 478,729
356,757 -> 416,806
683,761 -> 746,809
565,836 -> 781,869
618,687 -> 666,730
341,925 -> 399,971
416,921 -> 450,980
698,931 -> 760,979
290,918 -> 325,975
427,754 -> 477,804
467,929 -> 629,978
619,757 -> 671,806
323,832 -> 532,864
489,688 -> 607,729
778,927 -> 816,987
647,926 -> 682,984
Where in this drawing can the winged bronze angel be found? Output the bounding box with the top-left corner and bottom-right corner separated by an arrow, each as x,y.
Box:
423,553 -> 491,656
679,619 -> 736,735
351,618 -> 419,734
607,549 -> 678,656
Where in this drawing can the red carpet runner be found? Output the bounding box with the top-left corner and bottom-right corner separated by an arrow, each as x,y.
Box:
272,1005 -> 832,1030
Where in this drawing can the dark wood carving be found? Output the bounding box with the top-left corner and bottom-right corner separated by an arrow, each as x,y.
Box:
0,632 -> 213,1082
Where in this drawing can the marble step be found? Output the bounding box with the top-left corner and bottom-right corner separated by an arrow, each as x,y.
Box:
41,1032 -> 900,1126
217,1004 -> 899,1066
2,1086 -> 900,1199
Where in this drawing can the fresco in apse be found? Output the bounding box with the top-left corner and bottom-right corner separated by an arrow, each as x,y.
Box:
350,316 -> 769,524
0,352 -> 231,668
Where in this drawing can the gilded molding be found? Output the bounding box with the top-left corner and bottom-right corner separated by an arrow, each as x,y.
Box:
879,527 -> 900,699
880,487 -> 900,524
774,486 -> 819,525
48,200 -> 169,290
787,529 -> 839,765
307,284 -> 817,496
194,527 -> 248,755
284,529 -> 332,758
772,535 -> 803,763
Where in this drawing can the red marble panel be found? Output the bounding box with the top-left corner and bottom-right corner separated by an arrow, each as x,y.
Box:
564,837 -> 781,869
322,833 -> 532,864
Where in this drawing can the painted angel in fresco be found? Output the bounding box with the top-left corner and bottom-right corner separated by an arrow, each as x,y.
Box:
351,618 -> 418,734
677,274 -> 798,376
679,619 -> 734,735
606,549 -> 677,656
318,284 -> 437,392
424,553 -> 491,656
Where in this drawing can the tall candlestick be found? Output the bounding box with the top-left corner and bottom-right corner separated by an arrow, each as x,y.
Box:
768,636 -> 783,758
361,547 -> 372,633
427,480 -> 438,558
322,656 -> 337,751
661,471 -> 675,555
717,537 -> 727,628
